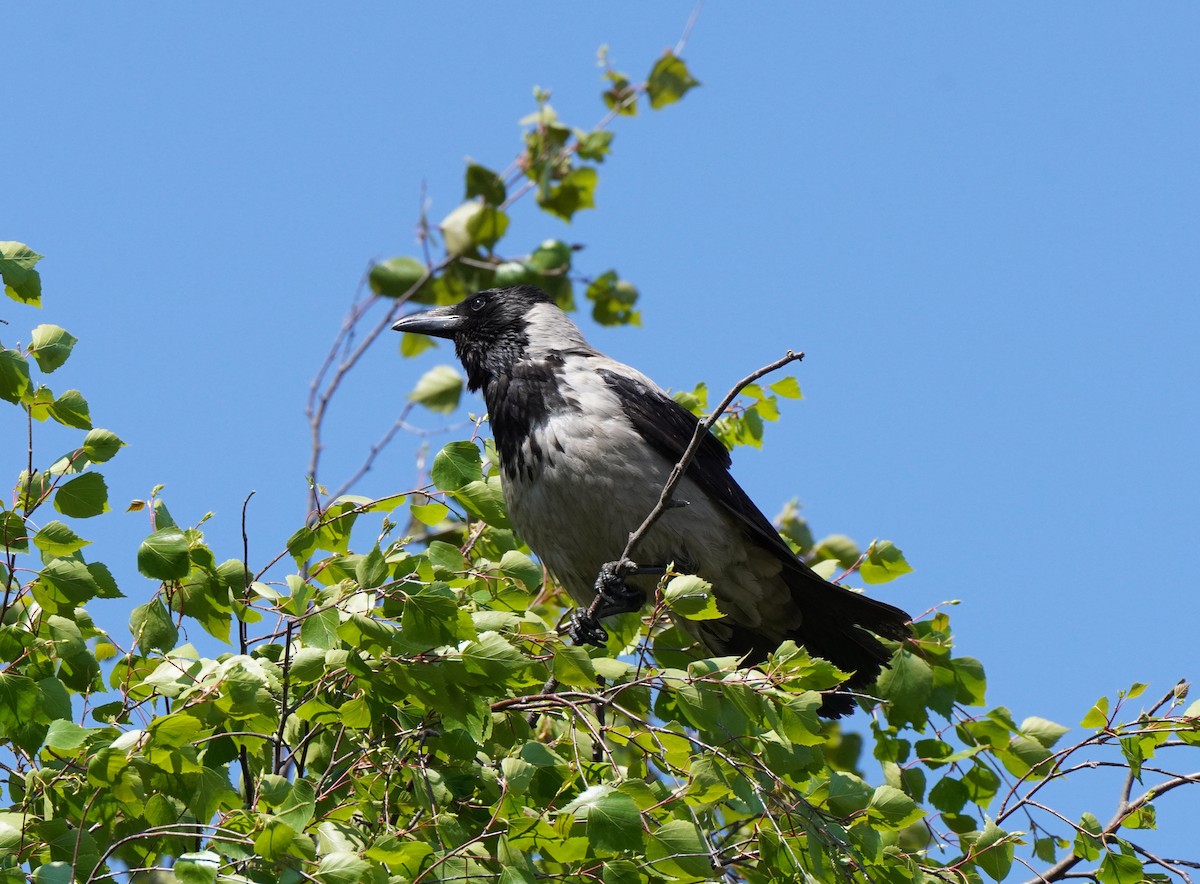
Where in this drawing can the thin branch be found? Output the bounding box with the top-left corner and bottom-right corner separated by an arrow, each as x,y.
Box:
1024,771 -> 1200,884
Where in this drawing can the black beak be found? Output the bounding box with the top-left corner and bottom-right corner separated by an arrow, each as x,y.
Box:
391,304 -> 463,340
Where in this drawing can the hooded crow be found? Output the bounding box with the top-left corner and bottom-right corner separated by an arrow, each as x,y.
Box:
393,284 -> 911,716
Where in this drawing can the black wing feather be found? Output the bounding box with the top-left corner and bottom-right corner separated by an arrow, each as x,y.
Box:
597,368 -> 804,565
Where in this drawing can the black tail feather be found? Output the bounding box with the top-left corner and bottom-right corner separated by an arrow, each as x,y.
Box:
724,568 -> 912,718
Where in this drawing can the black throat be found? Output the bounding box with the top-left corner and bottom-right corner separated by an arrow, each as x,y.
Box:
482,353 -> 578,482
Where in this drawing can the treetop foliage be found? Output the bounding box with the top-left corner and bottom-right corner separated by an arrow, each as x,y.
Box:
3,37 -> 1198,884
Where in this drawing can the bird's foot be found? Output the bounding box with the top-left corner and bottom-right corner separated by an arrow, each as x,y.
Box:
566,559 -> 653,647
593,559 -> 649,618
567,608 -> 610,646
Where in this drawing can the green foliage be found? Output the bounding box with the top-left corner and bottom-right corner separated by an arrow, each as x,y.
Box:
5,39 -> 1198,884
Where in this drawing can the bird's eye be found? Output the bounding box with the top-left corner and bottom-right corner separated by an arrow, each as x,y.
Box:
469,296 -> 487,312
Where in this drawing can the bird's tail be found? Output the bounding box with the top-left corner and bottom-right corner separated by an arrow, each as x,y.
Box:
786,569 -> 911,716
720,567 -> 911,718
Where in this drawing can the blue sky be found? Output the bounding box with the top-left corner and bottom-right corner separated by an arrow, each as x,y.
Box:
8,2 -> 1200,849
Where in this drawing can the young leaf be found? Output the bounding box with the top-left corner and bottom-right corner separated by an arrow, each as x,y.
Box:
82,428 -> 125,463
663,574 -> 724,620
29,325 -> 78,373
409,364 -> 463,413
0,511 -> 28,553
369,256 -> 427,298
859,540 -> 913,584
0,241 -> 43,306
32,520 -> 90,556
465,163 -> 506,205
538,166 -> 598,221
646,52 -> 700,109
410,500 -> 449,526
48,389 -> 92,429
0,349 -> 32,404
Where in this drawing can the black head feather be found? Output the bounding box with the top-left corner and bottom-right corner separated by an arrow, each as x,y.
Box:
393,285 -> 554,391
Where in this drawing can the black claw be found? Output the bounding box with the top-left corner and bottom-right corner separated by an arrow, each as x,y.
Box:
568,609 -> 609,646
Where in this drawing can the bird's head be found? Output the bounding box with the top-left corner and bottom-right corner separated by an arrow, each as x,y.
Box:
392,284 -> 588,390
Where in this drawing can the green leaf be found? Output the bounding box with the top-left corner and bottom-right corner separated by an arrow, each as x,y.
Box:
0,511 -> 28,553
174,851 -> 220,884
769,376 -> 803,399
585,271 -> 640,326
1081,694 -> 1111,728
431,440 -> 483,491
576,129 -> 615,162
859,540 -> 913,584
972,818 -> 1014,881
646,819 -> 712,878
45,720 -> 92,750
369,255 -> 427,298
356,545 -> 389,590
462,631 -> 527,678
137,526 -> 190,580
1074,811 -> 1103,861
130,598 -> 179,653
410,500 -> 449,526
29,325 -> 78,373
877,650 -> 933,727
811,534 -> 860,569
301,606 -> 340,650
31,864 -> 70,884
402,582 -> 461,647
399,330 -> 435,357
254,819 -> 295,861
0,349 -> 32,404
0,673 -> 39,736
314,852 -> 372,884
452,477 -> 509,527
868,784 -> 923,829
277,778 -> 317,830
409,364 -> 463,413
564,787 -> 642,855
48,389 -> 91,429
499,549 -> 542,592
539,166 -> 598,221
662,574 -> 724,620
0,242 -> 43,306
929,777 -> 968,814
1022,716 -> 1069,749
553,645 -> 597,688
88,561 -> 123,598
953,655 -> 988,706
38,558 -> 100,605
526,239 -> 572,274
646,52 -> 700,109
53,472 -> 109,518
82,428 -> 124,463
465,163 -> 506,205
1098,850 -> 1145,884
602,71 -> 638,116
466,204 -> 509,249
32,521 -> 88,556
440,201 -> 488,255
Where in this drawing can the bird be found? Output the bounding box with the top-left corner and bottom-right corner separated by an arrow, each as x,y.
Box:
392,284 -> 911,716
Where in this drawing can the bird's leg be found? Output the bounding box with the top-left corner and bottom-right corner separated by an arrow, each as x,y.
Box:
567,559 -> 664,646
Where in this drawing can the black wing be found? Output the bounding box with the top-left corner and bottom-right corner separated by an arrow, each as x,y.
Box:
597,368 -> 804,566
